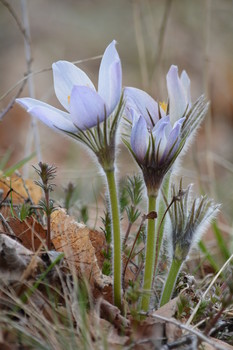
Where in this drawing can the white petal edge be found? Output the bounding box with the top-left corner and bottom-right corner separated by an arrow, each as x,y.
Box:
16,97 -> 77,132
98,40 -> 122,114
52,60 -> 95,111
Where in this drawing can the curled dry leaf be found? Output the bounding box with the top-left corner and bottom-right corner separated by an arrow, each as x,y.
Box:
6,217 -> 47,251
0,234 -> 43,282
51,208 -> 112,289
152,297 -> 182,344
0,176 -> 42,204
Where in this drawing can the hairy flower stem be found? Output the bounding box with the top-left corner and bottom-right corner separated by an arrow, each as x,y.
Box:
105,169 -> 122,310
156,173 -> 171,257
160,258 -> 182,306
141,195 -> 157,311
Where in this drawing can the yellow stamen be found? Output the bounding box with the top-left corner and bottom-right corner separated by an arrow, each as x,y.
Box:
159,101 -> 167,113
68,95 -> 70,104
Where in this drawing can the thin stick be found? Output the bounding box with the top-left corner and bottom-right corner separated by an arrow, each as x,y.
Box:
0,212 -> 16,237
132,0 -> 149,91
123,222 -> 133,246
0,55 -> 102,103
0,81 -> 27,120
0,0 -> 29,40
20,0 -> 41,177
204,0 -> 215,197
139,312 -> 227,350
0,189 -> 13,207
123,215 -> 146,287
186,253 -> 233,326
150,0 -> 172,96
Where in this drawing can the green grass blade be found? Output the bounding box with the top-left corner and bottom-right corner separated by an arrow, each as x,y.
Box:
212,221 -> 230,261
21,253 -> 64,304
0,148 -> 13,170
198,240 -> 220,272
3,152 -> 36,177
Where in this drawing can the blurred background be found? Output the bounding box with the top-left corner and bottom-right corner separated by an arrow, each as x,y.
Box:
0,0 -> 233,227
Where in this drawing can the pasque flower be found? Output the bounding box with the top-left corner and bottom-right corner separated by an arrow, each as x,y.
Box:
160,181 -> 220,306
17,40 -> 122,132
124,65 -> 207,196
17,41 -> 123,310
123,65 -> 208,312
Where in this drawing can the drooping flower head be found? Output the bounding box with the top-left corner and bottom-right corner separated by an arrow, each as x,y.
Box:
123,65 -> 208,196
167,181 -> 220,262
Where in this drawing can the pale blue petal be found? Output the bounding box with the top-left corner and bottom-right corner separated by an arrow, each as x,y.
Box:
180,70 -> 191,105
125,106 -> 140,125
16,97 -> 76,132
152,116 -> 170,137
131,116 -> 149,163
70,86 -> 106,130
160,122 -> 182,163
98,40 -> 122,115
156,127 -> 168,161
52,61 -> 95,111
27,106 -> 76,132
173,116 -> 185,128
152,117 -> 172,160
125,87 -> 159,128
166,65 -> 187,124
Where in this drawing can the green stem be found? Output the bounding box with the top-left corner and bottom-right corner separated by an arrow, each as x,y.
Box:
160,258 -> 182,307
105,170 -> 122,310
156,172 -> 171,258
141,195 -> 157,311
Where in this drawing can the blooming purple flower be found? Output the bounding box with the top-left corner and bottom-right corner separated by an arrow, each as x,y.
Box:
16,40 -> 122,131
124,65 -> 207,195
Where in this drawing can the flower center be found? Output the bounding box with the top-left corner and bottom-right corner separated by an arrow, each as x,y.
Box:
159,102 -> 167,113
68,95 -> 71,104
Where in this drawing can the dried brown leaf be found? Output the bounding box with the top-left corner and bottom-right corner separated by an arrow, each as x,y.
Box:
0,234 -> 43,282
89,229 -> 107,269
0,176 -> 42,204
153,297 -> 182,343
51,208 -> 111,289
7,217 -> 47,251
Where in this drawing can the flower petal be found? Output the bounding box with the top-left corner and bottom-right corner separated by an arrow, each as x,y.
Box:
16,97 -> 73,126
131,115 -> 149,163
52,61 -> 95,111
166,65 -> 188,124
180,70 -> 191,106
70,86 -> 106,130
17,98 -> 77,132
160,121 -> 182,163
124,87 -> 159,128
125,106 -> 141,126
152,116 -> 172,159
98,40 -> 122,115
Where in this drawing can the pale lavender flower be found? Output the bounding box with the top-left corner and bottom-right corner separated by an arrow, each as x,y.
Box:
166,65 -> 191,124
17,40 -> 122,132
123,65 -> 208,195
